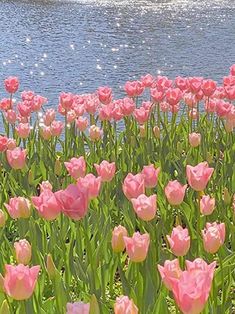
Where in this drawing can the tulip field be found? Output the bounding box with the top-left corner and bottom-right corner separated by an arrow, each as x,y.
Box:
0,65 -> 234,314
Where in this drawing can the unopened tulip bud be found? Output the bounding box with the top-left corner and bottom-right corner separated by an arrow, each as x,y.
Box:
46,254 -> 57,278
0,300 -> 10,314
54,159 -> 62,176
153,126 -> 160,139
206,152 -> 213,164
111,225 -> 128,253
0,210 -> 6,227
223,188 -> 231,205
14,239 -> 32,265
28,170 -> 34,185
139,125 -> 146,138
130,136 -> 136,147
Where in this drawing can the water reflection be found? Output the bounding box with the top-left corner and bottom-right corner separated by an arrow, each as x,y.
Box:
0,0 -> 234,105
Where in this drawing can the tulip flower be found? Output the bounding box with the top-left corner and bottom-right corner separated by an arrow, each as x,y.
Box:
122,173 -> 145,200
189,132 -> 201,147
4,264 -> 40,300
4,76 -> 19,94
200,195 -> 215,215
131,194 -> 157,221
167,226 -> 190,256
14,239 -> 32,265
66,302 -> 90,314
111,225 -> 128,253
4,197 -> 31,219
165,180 -> 187,206
94,160 -> 116,182
65,156 -> 86,180
202,222 -> 225,254
77,174 -> 102,200
124,232 -> 150,262
186,162 -> 214,191
6,147 -> 27,169
157,259 -> 182,290
114,296 -> 138,314
141,164 -> 160,188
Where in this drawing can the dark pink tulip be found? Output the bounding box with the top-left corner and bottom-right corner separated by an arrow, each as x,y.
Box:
0,135 -> 9,152
97,86 -> 112,105
216,100 -> 232,118
0,98 -> 12,111
175,76 -> 189,91
17,102 -> 31,117
4,76 -> 19,94
55,184 -> 88,220
224,86 -> 235,101
230,64 -> 235,76
21,90 -> 35,101
99,104 -> 113,121
155,76 -> 172,91
188,77 -> 203,94
160,101 -> 169,112
60,92 -> 74,111
201,79 -> 217,97
165,88 -> 182,106
223,75 -> 235,87
5,110 -> 17,124
112,102 -> 124,121
141,74 -> 154,87
124,80 -> 144,97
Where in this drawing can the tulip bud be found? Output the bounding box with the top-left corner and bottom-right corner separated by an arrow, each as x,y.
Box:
206,152 -> 213,164
153,126 -> 160,139
54,159 -> 62,176
14,239 -> 32,265
130,136 -> 136,147
28,170 -> 34,185
0,210 -> 6,227
111,225 -> 128,253
223,188 -> 231,205
139,125 -> 146,138
0,300 -> 10,314
46,254 -> 57,278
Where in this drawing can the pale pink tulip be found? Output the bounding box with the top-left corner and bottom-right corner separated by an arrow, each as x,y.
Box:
65,156 -> 86,180
112,225 -> 128,253
131,194 -> 157,221
167,226 -> 190,256
165,180 -> 187,206
202,222 -> 225,254
186,162 -> 214,191
124,232 -> 150,262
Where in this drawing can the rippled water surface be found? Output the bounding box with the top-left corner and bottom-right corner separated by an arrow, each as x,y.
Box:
0,0 -> 234,103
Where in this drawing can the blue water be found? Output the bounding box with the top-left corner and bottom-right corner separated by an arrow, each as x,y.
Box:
0,0 -> 234,105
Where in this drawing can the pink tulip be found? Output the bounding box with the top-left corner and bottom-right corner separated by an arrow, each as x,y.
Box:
65,156 -> 86,180
4,264 -> 40,300
175,76 -> 189,91
185,258 -> 216,273
165,180 -> 187,206
60,92 -> 74,111
40,181 -> 53,192
32,189 -> 61,221
124,81 -> 144,97
17,102 -> 31,117
189,108 -> 199,120
112,102 -> 124,121
4,76 -> 19,94
171,259 -> 216,314
77,174 -> 102,200
0,98 -> 12,111
89,125 -> 102,141
94,160 -> 116,182
124,232 -> 150,262
200,195 -> 215,215
230,64 -> 235,76
4,197 -> 31,219
114,296 -> 138,314
97,86 -> 112,104
120,97 -> 136,116
167,226 -> 190,256
184,93 -> 197,108
151,89 -> 164,102
21,90 -> 35,101
66,302 -> 90,314
131,194 -> 157,221
98,104 -> 113,121
188,77 -> 203,94
141,74 -> 154,87
6,147 -> 27,169
155,76 -> 172,91
76,116 -> 88,132
67,110 -> 76,124
5,110 -> 17,124
50,121 -> 64,137
165,88 -> 182,106
112,225 -> 128,253
157,259 -> 182,290
14,239 -> 31,265
43,109 -> 56,126
186,162 -> 214,191
16,123 -> 30,139
189,132 -> 201,147
141,164 -> 160,188
55,184 -> 88,220
202,222 -> 225,254
201,79 -> 217,97
122,173 -> 145,200
0,135 -> 8,152
133,107 -> 149,124
160,101 -> 169,112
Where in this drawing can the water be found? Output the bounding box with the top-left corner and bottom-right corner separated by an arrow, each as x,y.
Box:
0,0 -> 234,105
